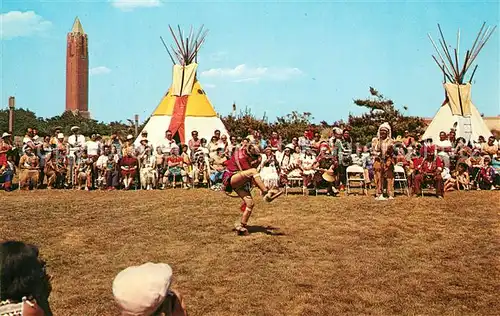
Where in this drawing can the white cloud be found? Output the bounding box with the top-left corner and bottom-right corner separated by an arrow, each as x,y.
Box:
0,11 -> 52,39
232,78 -> 260,84
203,83 -> 216,89
200,64 -> 302,83
90,66 -> 111,76
110,0 -> 162,11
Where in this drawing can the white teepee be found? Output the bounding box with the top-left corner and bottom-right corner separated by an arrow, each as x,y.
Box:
135,25 -> 229,148
423,83 -> 492,143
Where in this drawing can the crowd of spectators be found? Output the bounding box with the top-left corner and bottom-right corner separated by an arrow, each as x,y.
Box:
1,123 -> 499,198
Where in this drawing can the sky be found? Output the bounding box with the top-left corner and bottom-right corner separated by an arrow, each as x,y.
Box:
1,0 -> 499,125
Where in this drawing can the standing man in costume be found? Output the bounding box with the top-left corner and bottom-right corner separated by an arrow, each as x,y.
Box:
222,144 -> 283,236
67,126 -> 86,187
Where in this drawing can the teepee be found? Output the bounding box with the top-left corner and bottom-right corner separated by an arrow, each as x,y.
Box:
135,25 -> 229,147
423,23 -> 496,143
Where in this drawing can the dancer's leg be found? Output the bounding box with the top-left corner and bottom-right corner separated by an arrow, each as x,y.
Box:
234,188 -> 254,235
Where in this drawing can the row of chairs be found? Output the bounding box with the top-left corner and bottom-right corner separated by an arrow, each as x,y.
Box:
285,165 -> 411,196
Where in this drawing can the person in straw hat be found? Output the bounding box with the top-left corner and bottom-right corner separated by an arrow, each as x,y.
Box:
112,262 -> 187,316
222,143 -> 283,236
314,143 -> 339,196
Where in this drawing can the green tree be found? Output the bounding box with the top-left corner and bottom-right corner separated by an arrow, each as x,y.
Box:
348,87 -> 425,144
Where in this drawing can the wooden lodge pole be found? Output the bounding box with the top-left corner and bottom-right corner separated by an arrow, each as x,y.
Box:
8,96 -> 15,134
134,114 -> 139,136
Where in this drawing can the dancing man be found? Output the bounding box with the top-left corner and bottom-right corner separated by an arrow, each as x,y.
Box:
222,144 -> 283,236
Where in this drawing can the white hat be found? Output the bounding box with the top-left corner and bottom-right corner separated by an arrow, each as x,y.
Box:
70,126 -> 80,131
285,144 -> 295,150
113,263 -> 173,316
1,132 -> 11,138
57,133 -> 64,139
126,134 -> 134,140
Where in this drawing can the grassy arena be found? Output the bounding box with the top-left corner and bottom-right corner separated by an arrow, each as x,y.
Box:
1,190 -> 499,315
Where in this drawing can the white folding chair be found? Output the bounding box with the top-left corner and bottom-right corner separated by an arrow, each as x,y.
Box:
285,177 -> 304,195
394,164 -> 410,196
346,165 -> 367,195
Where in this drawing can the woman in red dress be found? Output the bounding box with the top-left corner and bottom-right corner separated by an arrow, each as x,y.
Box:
223,144 -> 282,235
120,149 -> 138,190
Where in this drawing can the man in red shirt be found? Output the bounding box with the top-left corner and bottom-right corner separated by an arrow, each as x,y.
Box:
269,132 -> 282,151
413,146 -> 444,198
222,144 -> 282,235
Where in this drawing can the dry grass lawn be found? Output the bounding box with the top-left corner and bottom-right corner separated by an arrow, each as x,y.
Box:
1,190 -> 499,315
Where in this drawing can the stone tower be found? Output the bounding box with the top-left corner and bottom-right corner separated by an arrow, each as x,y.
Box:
65,17 -> 89,118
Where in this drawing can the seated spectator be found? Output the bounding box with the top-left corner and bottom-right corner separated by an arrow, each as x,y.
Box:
180,144 -> 192,185
278,144 -> 302,187
156,147 -> 165,187
402,130 -> 415,148
113,262 -> 187,316
298,130 -> 312,153
187,130 -> 201,154
0,154 -> 15,192
467,149 -> 484,188
492,149 -> 500,188
435,131 -> 453,168
44,153 -> 58,189
314,147 -> 339,196
103,146 -> 120,190
139,147 -> 158,190
301,148 -> 317,194
192,148 -> 209,185
311,132 -> 322,154
96,145 -> 110,189
481,136 -> 498,156
413,147 -> 444,198
0,240 -> 52,316
208,136 -> 220,160
268,132 -> 282,152
210,148 -> 227,187
445,162 -> 470,191
477,155 -> 495,190
259,147 -> 279,190
76,151 -> 93,191
165,145 -> 187,188
120,148 -> 138,190
19,147 -> 40,190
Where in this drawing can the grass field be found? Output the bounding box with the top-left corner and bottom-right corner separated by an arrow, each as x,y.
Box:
1,190 -> 499,316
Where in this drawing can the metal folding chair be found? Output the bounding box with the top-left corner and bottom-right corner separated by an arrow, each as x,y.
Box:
394,165 -> 410,196
346,165 -> 368,195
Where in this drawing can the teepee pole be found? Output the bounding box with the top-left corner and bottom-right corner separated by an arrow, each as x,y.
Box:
437,24 -> 459,79
169,25 -> 185,61
432,55 -> 453,82
428,34 -> 455,80
456,82 -> 464,116
177,25 -> 186,56
456,28 -> 460,70
465,25 -> 496,75
160,36 -> 176,64
454,49 -> 461,83
468,64 -> 478,83
468,22 -> 486,60
459,50 -> 470,82
468,26 -> 490,68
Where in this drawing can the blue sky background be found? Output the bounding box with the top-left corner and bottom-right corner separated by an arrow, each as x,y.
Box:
1,0 -> 499,125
